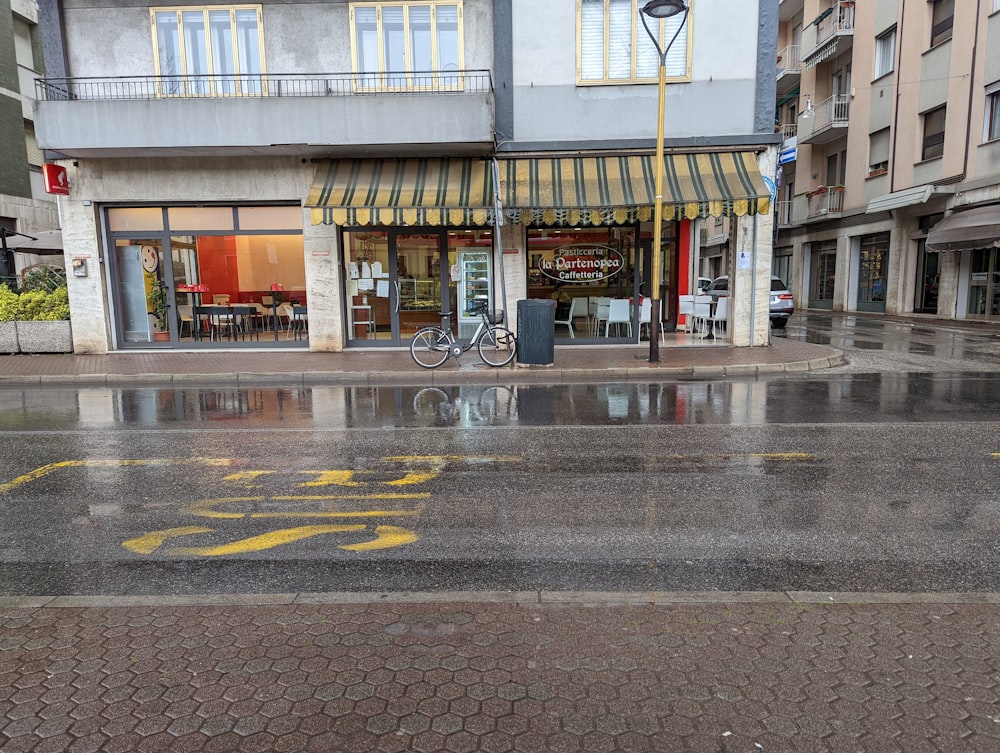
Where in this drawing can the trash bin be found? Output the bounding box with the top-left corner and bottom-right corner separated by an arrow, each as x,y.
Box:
516,299 -> 555,365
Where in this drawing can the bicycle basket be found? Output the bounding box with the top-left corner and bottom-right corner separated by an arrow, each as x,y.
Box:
486,310 -> 504,324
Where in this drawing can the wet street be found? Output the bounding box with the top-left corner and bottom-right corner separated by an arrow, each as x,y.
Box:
1,315 -> 998,597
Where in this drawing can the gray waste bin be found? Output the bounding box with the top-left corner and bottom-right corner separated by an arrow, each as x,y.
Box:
516,299 -> 555,365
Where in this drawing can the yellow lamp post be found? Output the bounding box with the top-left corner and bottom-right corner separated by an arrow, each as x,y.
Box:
639,0 -> 688,362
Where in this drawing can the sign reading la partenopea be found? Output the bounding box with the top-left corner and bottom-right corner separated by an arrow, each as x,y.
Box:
538,245 -> 624,283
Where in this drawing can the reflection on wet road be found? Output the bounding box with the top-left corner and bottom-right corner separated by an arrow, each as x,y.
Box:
2,376 -> 1000,431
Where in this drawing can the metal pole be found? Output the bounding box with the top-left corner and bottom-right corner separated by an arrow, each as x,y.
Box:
649,60 -> 666,363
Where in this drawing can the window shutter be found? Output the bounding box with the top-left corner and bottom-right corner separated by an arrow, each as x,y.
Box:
580,0 -> 605,81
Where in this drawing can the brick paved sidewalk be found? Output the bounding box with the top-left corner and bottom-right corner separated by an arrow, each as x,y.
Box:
2,593 -> 998,753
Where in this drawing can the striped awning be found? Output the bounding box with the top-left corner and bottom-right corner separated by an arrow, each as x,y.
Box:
307,152 -> 770,228
499,152 -> 770,226
307,158 -> 494,227
804,37 -> 839,70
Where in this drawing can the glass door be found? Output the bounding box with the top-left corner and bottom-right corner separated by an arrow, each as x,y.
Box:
914,240 -> 939,314
113,239 -> 172,345
809,244 -> 836,310
967,248 -> 1000,322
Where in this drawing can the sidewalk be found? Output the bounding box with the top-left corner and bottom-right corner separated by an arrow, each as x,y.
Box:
2,591 -> 997,753
0,336 -> 843,387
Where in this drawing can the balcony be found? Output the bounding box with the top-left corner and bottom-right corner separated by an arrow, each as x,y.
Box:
775,200 -> 794,227
775,45 -> 800,94
34,71 -> 495,158
801,1 -> 855,69
806,186 -> 845,219
798,94 -> 850,145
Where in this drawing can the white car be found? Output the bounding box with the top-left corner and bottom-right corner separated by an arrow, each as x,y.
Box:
702,275 -> 795,329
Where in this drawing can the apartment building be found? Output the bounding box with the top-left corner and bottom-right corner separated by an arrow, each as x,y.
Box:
0,0 -> 59,283
34,0 -> 780,354
774,0 -> 1000,324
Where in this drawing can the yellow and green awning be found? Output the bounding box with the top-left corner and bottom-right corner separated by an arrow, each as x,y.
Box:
307,158 -> 494,227
307,152 -> 770,227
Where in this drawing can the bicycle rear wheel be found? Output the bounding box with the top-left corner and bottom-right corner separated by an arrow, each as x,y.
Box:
478,326 -> 517,367
410,327 -> 450,369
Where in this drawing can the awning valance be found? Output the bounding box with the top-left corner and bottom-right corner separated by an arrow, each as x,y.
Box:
307,158 -> 494,227
926,205 -> 1000,253
499,152 -> 770,226
804,38 -> 839,70
307,152 -> 770,227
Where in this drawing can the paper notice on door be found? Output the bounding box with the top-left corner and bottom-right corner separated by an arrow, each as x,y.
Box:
376,280 -> 390,298
358,277 -> 374,291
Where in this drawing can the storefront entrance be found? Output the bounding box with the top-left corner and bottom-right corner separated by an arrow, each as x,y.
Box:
914,240 -> 939,314
968,248 -> 1000,322
809,243 -> 836,310
108,206 -> 305,348
857,233 -> 888,313
343,228 -> 494,346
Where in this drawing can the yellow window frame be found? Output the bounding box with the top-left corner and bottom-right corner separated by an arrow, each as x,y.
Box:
575,0 -> 693,86
349,1 -> 465,92
150,4 -> 267,98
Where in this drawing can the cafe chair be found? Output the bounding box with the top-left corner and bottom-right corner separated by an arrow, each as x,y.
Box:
554,296 -> 588,339
638,297 -> 666,343
290,305 -> 309,340
593,298 -> 611,336
708,296 -> 729,340
677,295 -> 695,333
693,295 -> 713,334
206,305 -> 236,341
604,299 -> 632,338
229,305 -> 257,341
176,304 -> 194,338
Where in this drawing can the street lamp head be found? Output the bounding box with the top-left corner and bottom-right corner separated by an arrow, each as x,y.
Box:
641,0 -> 687,19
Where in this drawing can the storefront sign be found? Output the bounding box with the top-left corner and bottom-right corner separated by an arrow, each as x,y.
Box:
42,164 -> 70,195
538,245 -> 624,283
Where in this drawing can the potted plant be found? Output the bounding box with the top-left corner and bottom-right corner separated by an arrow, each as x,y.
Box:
148,283 -> 171,341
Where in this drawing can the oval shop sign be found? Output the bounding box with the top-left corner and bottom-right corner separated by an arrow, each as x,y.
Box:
538,245 -> 624,283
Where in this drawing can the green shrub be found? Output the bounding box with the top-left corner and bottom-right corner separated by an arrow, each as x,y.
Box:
0,284 -> 70,321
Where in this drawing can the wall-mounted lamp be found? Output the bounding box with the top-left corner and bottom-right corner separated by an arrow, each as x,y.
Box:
801,95 -> 814,119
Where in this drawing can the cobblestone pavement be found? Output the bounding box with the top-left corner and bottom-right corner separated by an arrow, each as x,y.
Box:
2,594 -> 998,753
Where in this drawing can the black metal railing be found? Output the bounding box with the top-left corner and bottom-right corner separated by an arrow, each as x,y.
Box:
36,70 -> 493,102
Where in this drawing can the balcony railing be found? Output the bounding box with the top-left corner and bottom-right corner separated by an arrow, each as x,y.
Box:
815,1 -> 855,45
799,93 -> 850,143
776,45 -> 801,78
775,200 -> 794,227
806,186 -> 845,218
35,70 -> 493,101
780,123 -> 798,141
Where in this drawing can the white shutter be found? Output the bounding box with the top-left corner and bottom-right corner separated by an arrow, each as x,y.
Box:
580,0 -> 605,81
607,0 -> 631,79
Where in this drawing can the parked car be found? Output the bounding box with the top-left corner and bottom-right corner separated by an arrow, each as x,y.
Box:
702,275 -> 795,329
696,276 -> 713,293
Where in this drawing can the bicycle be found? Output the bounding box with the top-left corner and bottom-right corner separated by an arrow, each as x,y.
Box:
409,303 -> 517,369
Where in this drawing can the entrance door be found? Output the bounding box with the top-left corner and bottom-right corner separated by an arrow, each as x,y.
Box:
914,241 -> 939,314
344,229 -> 493,346
113,239 -> 171,345
809,245 -> 836,309
857,233 -> 888,313
968,248 -> 1000,321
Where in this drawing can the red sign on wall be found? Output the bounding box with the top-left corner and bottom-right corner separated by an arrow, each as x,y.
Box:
42,164 -> 70,195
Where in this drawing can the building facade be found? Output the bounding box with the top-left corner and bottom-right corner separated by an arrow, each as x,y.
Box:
0,0 -> 59,282
775,0 -> 1000,324
35,0 -> 781,354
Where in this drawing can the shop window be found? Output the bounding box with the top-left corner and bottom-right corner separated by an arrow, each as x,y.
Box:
921,106 -> 946,161
350,2 -> 462,90
238,206 -> 302,230
873,27 -> 895,79
151,5 -> 264,97
986,83 -> 1000,143
168,207 -> 235,231
108,207 -> 165,232
929,0 -> 953,48
578,0 -> 690,84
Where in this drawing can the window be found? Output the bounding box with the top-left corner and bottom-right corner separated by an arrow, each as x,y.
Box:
922,106 -> 946,160
868,128 -> 890,177
930,0 -> 953,47
350,2 -> 462,90
987,83 -> 1000,142
578,0 -> 689,84
994,0 -> 1000,13
874,27 -> 895,78
151,5 -> 264,96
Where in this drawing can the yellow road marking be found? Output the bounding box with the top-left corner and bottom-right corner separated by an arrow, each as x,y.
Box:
180,496 -> 427,519
223,471 -> 275,483
383,455 -> 522,465
661,453 -> 818,461
0,458 -> 233,494
299,470 -> 440,487
122,526 -> 214,554
158,524 -> 418,556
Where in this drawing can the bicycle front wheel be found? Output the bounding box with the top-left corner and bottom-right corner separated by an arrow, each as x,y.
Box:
410,327 -> 450,369
478,326 -> 517,367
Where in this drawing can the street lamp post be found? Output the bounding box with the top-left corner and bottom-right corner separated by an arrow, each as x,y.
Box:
639,0 -> 688,363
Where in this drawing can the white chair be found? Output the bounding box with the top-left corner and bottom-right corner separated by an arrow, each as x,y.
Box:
708,296 -> 728,339
693,295 -> 713,334
604,299 -> 632,337
677,295 -> 695,333
593,298 -> 612,335
638,298 -> 666,343
554,297 -> 588,339
276,302 -> 294,334
176,304 -> 194,338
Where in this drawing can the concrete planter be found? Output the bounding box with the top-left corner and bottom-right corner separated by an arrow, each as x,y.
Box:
0,322 -> 18,354
15,321 -> 73,353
